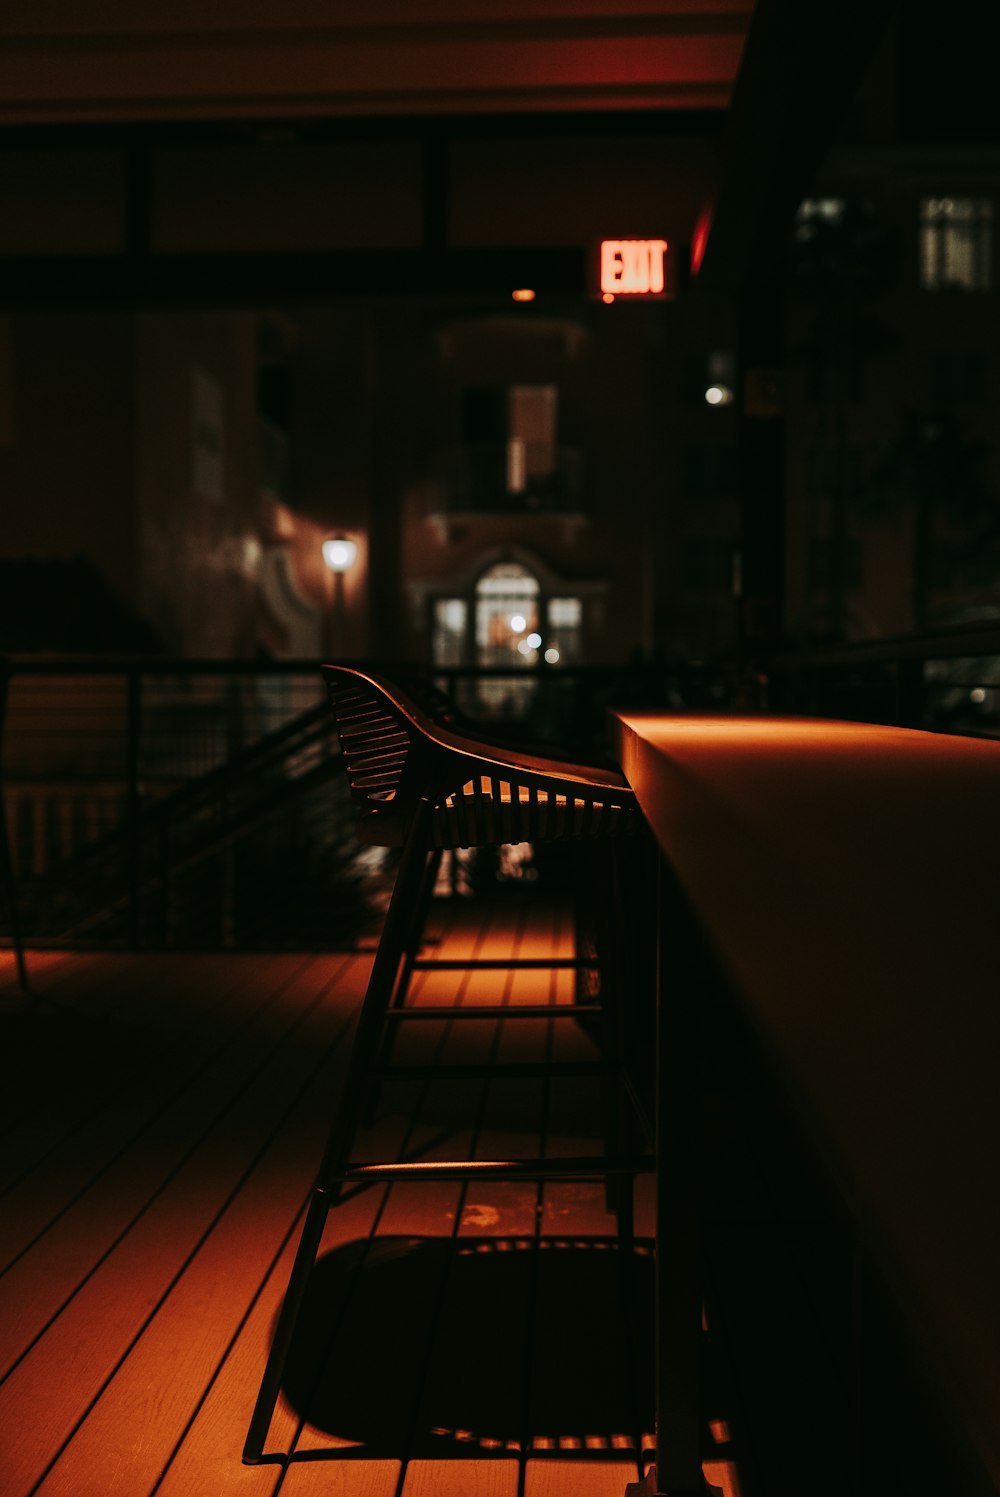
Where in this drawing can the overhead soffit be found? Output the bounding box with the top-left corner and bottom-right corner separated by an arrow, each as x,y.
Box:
0,1 -> 754,124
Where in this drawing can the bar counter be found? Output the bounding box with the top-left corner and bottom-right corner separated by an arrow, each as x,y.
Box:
611,712 -> 1000,1495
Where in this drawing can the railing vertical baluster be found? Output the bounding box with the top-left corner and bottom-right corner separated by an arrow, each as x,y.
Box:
0,660 -> 30,990
126,664 -> 143,949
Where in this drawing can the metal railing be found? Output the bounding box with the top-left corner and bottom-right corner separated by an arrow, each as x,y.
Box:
771,621 -> 1000,735
0,659 -> 361,951
0,655 -> 710,954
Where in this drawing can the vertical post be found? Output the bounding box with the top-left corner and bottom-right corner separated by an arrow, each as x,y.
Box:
126,665 -> 143,950
737,276 -> 787,677
0,661 -> 29,991
333,569 -> 346,656
653,854 -> 703,1495
895,656 -> 924,729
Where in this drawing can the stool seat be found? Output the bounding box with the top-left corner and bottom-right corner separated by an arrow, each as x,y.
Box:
330,668 -> 638,849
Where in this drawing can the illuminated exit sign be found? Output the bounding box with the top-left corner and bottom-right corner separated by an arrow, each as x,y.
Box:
595,238 -> 673,301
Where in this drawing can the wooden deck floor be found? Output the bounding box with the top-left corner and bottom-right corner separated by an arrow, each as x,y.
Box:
1,895 -> 743,1497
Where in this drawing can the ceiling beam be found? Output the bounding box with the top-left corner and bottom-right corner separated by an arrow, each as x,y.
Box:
0,4 -> 751,125
0,246 -> 586,311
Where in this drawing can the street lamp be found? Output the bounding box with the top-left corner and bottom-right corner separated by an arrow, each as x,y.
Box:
321,536 -> 359,574
321,534 -> 359,658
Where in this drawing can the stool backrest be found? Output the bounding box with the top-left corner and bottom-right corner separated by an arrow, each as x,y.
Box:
321,665 -> 638,847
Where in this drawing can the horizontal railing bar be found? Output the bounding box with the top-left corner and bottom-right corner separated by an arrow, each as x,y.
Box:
383,1003 -> 603,1021
411,956 -> 596,970
330,1153 -> 655,1183
775,619 -> 1000,670
0,654 -> 668,680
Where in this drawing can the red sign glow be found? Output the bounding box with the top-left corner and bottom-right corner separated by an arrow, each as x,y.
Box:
600,238 -> 669,297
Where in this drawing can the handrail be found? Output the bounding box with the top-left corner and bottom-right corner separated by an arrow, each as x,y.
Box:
775,619 -> 1000,669
772,623 -> 1000,733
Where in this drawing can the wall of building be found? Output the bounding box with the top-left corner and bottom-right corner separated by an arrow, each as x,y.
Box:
783,171 -> 1000,644
0,312 -> 137,609
136,311 -> 263,656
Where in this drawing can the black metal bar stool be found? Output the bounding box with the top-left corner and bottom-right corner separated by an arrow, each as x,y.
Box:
243,665 -> 654,1462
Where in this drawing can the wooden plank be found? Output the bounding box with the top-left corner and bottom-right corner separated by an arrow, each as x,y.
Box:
527,1238 -> 642,1454
408,1232 -> 535,1458
0,896 -> 690,1497
0,951 -> 178,1135
524,1458 -> 639,1496
459,902 -> 544,1240
292,897 -> 521,1475
0,952 -> 308,1260
288,917 -> 473,1471
286,1226 -> 455,1467
0,952 -> 244,1183
0,955 -> 354,1376
0,956 -> 371,1493
0,949 -> 70,992
155,1178 -> 396,1496
31,1015 -> 400,1497
402,1458 -> 519,1497
280,1460 -> 402,1497
412,902 -> 543,1459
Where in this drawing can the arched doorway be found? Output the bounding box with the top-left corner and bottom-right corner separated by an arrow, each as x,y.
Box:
431,556 -> 584,716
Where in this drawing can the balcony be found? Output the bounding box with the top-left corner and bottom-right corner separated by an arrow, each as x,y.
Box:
431,443 -> 585,520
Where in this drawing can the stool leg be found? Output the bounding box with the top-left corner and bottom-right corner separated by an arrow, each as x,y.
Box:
242,800 -> 434,1463
243,1191 -> 330,1463
391,843 -> 442,1010
362,843 -> 442,1121
316,799 -> 436,1189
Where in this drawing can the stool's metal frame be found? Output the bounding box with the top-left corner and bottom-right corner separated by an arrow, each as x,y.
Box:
243,665 -> 654,1463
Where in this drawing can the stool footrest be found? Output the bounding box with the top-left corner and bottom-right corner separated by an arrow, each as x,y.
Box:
330,1153 -> 656,1184
412,957 -> 597,970
384,1003 -> 603,1022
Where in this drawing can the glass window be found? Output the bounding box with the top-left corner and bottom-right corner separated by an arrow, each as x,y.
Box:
431,563 -> 585,714
474,562 -> 541,713
794,197 -> 846,242
920,197 -> 993,291
545,597 -> 583,666
475,563 -> 540,658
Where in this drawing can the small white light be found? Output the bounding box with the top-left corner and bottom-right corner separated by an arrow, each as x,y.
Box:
971,687 -> 987,704
321,536 -> 359,572
544,647 -> 560,664
517,638 -> 533,655
705,384 -> 733,407
526,632 -> 542,649
510,614 -> 527,633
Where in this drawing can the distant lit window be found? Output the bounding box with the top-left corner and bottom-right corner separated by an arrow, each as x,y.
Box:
430,564 -> 583,716
547,597 -> 583,666
507,385 -> 558,496
476,563 -> 540,664
432,597 -> 467,667
795,197 -> 846,242
920,197 -> 993,291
